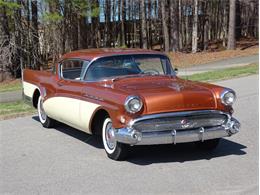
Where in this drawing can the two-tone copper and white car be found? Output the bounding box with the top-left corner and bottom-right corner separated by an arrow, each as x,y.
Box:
23,49 -> 240,160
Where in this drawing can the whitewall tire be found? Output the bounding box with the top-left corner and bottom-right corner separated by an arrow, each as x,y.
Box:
37,96 -> 55,128
102,118 -> 129,160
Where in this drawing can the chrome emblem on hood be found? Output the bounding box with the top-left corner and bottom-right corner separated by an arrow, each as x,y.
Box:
169,83 -> 183,92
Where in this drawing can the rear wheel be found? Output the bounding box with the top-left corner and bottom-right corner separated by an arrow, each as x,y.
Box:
102,118 -> 129,160
196,138 -> 220,151
37,96 -> 55,128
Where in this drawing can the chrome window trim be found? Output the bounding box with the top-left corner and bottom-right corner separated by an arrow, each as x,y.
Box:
82,54 -> 176,82
128,110 -> 231,128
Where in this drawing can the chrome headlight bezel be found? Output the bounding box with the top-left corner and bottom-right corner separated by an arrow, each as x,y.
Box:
220,89 -> 236,106
124,96 -> 143,114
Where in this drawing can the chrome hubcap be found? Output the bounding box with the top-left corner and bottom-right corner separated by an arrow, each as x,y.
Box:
105,122 -> 116,150
39,99 -> 47,121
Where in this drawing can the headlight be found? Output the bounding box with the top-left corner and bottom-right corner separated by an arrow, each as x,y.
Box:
221,90 -> 236,106
124,96 -> 143,114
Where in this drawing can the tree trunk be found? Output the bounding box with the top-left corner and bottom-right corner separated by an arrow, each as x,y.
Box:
31,0 -> 39,66
91,0 -> 100,48
227,0 -> 236,50
62,1 -> 68,53
235,0 -> 241,39
203,1 -> 209,51
140,0 -> 147,49
161,0 -> 169,52
25,0 -> 31,67
178,0 -> 183,50
14,0 -> 23,75
112,0 -> 117,47
147,0 -> 152,49
120,0 -> 126,46
222,0 -> 228,47
79,15 -> 88,49
0,5 -> 10,43
170,0 -> 179,52
104,0 -> 111,47
185,3 -> 189,50
192,0 -> 198,53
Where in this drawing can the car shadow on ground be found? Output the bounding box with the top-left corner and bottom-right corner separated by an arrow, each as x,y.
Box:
32,116 -> 247,165
127,140 -> 246,165
32,116 -> 104,149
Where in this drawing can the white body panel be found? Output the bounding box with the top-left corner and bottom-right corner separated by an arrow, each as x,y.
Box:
43,97 -> 100,134
23,81 -> 38,98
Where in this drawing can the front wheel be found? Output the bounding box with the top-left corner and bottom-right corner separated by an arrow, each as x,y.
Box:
102,118 -> 129,160
195,138 -> 220,151
37,96 -> 55,128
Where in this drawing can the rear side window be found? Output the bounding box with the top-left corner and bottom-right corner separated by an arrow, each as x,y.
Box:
60,60 -> 89,80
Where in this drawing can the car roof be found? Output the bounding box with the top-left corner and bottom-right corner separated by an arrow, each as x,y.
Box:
60,48 -> 166,61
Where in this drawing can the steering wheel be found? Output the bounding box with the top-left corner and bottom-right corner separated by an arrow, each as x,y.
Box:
142,69 -> 160,75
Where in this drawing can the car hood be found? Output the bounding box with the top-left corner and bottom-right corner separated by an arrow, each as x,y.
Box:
111,76 -> 217,114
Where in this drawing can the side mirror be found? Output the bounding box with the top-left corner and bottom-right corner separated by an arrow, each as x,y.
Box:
174,68 -> 178,75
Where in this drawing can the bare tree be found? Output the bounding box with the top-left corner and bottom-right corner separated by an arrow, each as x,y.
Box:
161,0 -> 169,52
31,0 -> 39,64
203,1 -> 209,51
0,5 -> 10,44
140,0 -> 147,49
1,0 -> 259,80
170,0 -> 179,52
120,0 -> 126,46
104,0 -> 111,47
227,0 -> 236,50
222,0 -> 228,47
192,0 -> 198,53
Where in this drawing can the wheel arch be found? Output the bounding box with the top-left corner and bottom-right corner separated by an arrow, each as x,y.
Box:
32,86 -> 47,108
32,89 -> 40,108
90,108 -> 110,135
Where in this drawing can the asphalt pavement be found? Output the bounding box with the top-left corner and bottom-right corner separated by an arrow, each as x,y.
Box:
0,75 -> 258,195
0,90 -> 23,103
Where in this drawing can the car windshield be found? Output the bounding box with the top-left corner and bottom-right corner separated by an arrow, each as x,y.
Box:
84,54 -> 174,81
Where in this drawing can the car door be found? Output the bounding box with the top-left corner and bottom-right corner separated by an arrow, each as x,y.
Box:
44,59 -> 85,128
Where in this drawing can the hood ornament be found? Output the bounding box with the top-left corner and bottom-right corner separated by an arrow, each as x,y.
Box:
169,83 -> 184,92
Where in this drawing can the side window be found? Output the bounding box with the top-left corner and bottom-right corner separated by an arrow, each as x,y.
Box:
60,60 -> 88,80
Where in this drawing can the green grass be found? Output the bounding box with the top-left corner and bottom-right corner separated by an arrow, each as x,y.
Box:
182,63 -> 259,82
0,101 -> 36,119
0,81 -> 22,93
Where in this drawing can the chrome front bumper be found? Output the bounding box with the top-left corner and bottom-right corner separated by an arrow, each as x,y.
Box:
113,110 -> 241,145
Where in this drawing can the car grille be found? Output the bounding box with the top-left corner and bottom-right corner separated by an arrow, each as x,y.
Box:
132,113 -> 228,132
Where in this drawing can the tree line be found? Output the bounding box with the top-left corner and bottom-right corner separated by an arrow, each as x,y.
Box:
0,0 -> 258,80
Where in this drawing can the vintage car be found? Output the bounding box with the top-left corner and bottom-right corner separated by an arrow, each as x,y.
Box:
23,48 -> 240,160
